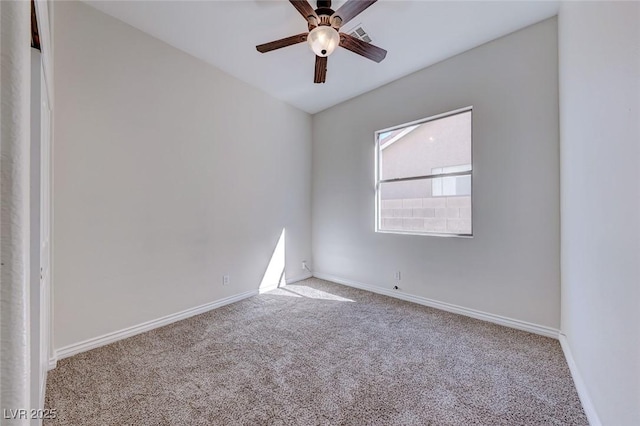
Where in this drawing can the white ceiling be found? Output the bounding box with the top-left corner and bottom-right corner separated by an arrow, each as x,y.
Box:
85,0 -> 559,114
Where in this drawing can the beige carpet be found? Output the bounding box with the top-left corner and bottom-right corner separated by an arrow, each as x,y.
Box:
45,278 -> 587,425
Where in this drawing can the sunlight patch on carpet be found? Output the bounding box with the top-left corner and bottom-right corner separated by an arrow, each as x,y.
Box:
270,285 -> 355,302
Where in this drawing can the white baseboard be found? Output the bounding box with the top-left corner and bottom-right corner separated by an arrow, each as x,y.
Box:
286,272 -> 312,284
54,289 -> 258,361
258,284 -> 280,294
559,333 -> 601,426
313,272 -> 559,339
47,357 -> 57,371
258,272 -> 313,294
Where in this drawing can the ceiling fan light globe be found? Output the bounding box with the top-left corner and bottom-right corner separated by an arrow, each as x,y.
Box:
307,26 -> 339,57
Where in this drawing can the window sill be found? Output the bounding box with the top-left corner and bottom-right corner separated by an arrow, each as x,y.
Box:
375,229 -> 474,238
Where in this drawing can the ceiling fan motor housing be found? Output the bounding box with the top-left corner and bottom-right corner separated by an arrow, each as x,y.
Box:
318,15 -> 332,27
315,0 -> 335,25
315,8 -> 334,18
316,0 -> 332,9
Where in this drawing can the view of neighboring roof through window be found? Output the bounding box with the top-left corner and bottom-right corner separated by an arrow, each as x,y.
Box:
375,108 -> 472,236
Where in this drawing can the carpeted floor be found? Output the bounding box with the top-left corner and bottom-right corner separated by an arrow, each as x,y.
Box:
45,278 -> 588,425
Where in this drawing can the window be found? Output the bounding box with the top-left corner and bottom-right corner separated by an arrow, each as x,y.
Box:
375,107 -> 472,236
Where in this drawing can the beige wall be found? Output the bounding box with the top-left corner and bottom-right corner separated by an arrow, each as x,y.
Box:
312,18 -> 560,329
559,2 -> 640,424
52,2 -> 312,350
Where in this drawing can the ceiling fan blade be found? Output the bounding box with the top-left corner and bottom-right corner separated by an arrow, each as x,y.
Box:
289,0 -> 318,21
332,0 -> 377,27
339,33 -> 386,63
256,33 -> 308,53
314,55 -> 327,84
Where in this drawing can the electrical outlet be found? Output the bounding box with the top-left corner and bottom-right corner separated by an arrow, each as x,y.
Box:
302,261 -> 307,270
222,274 -> 230,286
394,271 -> 401,280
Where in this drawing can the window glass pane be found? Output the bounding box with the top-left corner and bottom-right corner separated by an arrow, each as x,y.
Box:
432,173 -> 471,197
379,179 -> 472,235
379,111 -> 471,181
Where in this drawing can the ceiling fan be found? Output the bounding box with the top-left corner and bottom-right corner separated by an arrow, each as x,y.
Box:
256,0 -> 387,84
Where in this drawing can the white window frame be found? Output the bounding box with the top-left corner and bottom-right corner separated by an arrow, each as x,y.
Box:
374,106 -> 473,237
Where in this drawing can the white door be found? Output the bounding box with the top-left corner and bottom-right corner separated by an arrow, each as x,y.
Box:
30,2 -> 54,419
30,48 -> 52,423
39,66 -> 52,402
